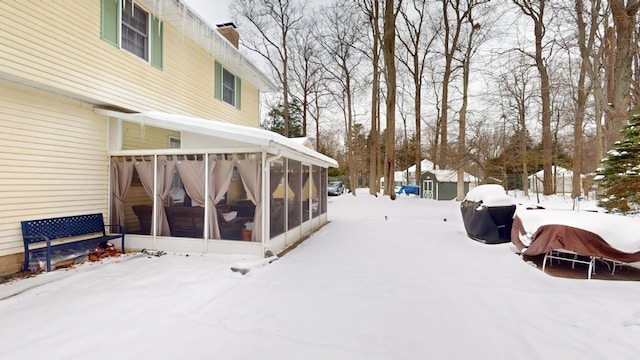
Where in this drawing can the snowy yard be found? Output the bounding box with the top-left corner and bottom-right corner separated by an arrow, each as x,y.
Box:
2,189 -> 640,359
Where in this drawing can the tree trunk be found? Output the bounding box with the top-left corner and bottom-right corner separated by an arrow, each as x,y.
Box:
383,0 -> 399,199
369,0 -> 381,196
609,0 -> 640,146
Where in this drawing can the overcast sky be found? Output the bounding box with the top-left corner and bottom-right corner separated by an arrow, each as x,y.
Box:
183,0 -> 234,28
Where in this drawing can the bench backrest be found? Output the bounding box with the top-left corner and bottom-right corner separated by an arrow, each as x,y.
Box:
21,213 -> 106,243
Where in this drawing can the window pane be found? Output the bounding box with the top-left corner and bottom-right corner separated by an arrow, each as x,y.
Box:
270,160 -> 286,237
222,68 -> 236,106
122,0 -> 148,61
287,159 -> 302,230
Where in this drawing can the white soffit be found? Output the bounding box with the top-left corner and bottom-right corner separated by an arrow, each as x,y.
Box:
96,109 -> 338,168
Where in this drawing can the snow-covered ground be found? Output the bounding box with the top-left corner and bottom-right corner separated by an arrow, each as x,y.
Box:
2,189 -> 640,359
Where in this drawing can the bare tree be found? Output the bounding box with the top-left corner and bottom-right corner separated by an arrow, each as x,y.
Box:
513,0 -> 554,195
455,0 -> 492,200
572,0 -> 599,198
497,56 -> 536,197
358,0 -> 384,196
607,0 -> 640,146
317,1 -> 365,195
397,0 -> 438,187
290,16 -> 324,138
232,0 -> 305,137
437,0 -> 467,170
382,0 -> 403,199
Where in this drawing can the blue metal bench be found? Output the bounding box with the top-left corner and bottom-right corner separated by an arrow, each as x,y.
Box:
21,213 -> 125,272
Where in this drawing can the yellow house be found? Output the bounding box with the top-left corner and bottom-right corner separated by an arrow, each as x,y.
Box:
0,0 -> 336,275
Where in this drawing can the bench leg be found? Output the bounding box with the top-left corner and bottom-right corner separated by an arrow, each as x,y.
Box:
46,245 -> 52,272
23,252 -> 30,272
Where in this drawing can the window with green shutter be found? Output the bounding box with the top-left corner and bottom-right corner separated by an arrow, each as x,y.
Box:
101,0 -> 163,69
214,61 -> 241,110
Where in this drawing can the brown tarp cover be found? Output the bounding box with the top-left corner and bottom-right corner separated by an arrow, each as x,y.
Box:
511,215 -> 640,263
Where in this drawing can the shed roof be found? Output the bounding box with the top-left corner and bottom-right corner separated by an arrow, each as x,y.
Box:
423,169 -> 472,183
95,109 -> 338,168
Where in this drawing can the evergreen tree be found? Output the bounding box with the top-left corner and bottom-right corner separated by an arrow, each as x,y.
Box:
596,111 -> 640,213
262,99 -> 304,138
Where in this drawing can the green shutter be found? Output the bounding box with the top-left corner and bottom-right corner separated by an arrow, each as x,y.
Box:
214,61 -> 222,100
101,0 -> 119,47
150,15 -> 163,69
235,77 -> 241,110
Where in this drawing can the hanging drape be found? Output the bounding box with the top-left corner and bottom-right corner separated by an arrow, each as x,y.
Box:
135,157 -> 174,236
287,161 -> 301,229
311,166 -> 321,216
269,166 -> 284,203
237,154 -> 262,241
110,157 -> 134,227
209,155 -> 234,239
175,157 -> 207,237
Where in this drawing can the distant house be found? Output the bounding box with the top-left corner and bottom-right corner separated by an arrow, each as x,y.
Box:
419,170 -> 471,200
528,166 -> 585,195
0,1 -> 336,275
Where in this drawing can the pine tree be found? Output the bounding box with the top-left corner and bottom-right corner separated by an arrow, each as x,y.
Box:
596,111 -> 640,213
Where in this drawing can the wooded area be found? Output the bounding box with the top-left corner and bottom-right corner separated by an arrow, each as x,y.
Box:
232,0 -> 640,198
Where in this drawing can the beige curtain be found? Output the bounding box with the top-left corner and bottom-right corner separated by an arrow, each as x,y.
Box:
237,154 -> 261,241
176,157 -> 207,237
110,157 -> 134,227
135,157 -> 175,236
208,155 -> 234,239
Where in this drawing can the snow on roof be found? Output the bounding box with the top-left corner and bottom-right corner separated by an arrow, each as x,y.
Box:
463,184 -> 516,206
95,109 -> 338,168
530,165 -> 585,178
516,208 -> 640,253
138,0 -> 276,92
406,159 -> 437,173
426,169 -> 473,183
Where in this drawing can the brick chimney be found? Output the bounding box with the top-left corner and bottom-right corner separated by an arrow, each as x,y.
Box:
216,22 -> 239,49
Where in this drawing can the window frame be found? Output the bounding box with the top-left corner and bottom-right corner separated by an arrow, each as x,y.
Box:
100,0 -> 163,69
121,0 -> 150,61
222,68 -> 237,107
214,61 -> 242,110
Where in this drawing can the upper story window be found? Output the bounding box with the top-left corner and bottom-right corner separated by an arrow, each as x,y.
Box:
121,0 -> 148,61
101,0 -> 163,69
222,68 -> 236,106
215,61 -> 242,110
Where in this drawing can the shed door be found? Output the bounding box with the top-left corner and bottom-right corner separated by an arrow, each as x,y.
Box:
423,180 -> 434,199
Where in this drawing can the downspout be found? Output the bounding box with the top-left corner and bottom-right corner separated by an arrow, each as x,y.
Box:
204,153 -> 210,253
152,154 -> 158,250
263,147 -> 282,257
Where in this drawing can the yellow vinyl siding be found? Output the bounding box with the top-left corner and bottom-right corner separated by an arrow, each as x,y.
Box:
0,81 -> 109,257
0,1 -> 260,127
122,121 -> 180,150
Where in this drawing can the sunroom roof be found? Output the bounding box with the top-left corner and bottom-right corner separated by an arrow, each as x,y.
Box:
95,109 -> 338,168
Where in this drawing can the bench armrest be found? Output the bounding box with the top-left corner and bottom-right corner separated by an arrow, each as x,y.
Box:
104,224 -> 124,234
23,235 -> 51,245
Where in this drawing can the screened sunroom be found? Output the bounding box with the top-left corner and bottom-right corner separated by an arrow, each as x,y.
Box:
98,110 -> 337,257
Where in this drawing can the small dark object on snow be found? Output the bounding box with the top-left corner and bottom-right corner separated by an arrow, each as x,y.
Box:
385,215 -> 387,221
444,218 -> 447,222
141,248 -> 166,258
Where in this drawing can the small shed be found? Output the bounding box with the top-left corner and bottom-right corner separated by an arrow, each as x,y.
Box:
420,170 -> 470,200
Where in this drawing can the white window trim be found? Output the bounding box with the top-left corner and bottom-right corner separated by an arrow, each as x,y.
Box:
120,0 -> 151,63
